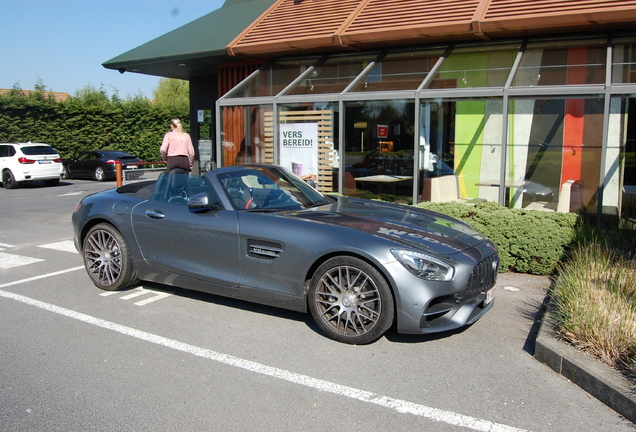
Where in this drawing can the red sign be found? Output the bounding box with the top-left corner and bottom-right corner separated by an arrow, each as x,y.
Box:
377,124 -> 388,138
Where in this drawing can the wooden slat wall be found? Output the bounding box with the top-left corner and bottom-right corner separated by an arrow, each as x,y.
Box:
217,61 -> 263,97
346,0 -> 480,32
263,110 -> 275,164
227,0 -> 636,57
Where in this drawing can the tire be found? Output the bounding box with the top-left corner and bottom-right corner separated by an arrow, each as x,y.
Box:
94,166 -> 106,181
2,169 -> 19,189
82,223 -> 139,291
44,178 -> 60,186
308,256 -> 394,344
62,166 -> 71,179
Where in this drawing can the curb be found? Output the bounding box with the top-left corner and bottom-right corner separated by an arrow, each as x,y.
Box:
534,312 -> 636,424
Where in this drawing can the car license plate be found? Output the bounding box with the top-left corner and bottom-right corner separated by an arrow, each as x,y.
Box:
38,160 -> 52,164
126,165 -> 138,169
484,288 -> 495,306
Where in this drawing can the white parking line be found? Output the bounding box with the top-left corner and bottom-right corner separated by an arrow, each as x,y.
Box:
100,287 -> 172,306
0,252 -> 44,270
0,269 -> 527,432
134,291 -> 171,306
120,288 -> 151,300
38,240 -> 77,254
0,266 -> 84,288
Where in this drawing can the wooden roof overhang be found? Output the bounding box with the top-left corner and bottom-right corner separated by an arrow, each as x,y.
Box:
227,0 -> 636,58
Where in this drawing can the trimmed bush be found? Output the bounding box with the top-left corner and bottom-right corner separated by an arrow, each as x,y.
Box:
413,201 -> 580,275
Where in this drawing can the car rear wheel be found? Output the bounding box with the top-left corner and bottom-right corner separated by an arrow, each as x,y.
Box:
309,256 -> 394,344
83,223 -> 138,291
2,169 -> 18,189
94,166 -> 106,181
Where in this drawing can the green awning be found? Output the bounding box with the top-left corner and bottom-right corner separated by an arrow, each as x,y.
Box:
102,0 -> 276,79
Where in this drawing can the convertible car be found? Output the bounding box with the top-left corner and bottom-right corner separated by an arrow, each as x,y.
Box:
72,164 -> 498,344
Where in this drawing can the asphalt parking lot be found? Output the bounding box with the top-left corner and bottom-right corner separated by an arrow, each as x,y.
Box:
1,178 -> 634,431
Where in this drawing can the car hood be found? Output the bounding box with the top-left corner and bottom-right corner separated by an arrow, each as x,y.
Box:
288,197 -> 486,256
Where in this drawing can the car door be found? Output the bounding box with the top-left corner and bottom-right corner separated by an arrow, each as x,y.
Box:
84,151 -> 103,177
130,174 -> 241,288
70,151 -> 92,178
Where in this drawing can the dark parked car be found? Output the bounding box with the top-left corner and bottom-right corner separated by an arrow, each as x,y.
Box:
63,150 -> 143,181
72,164 -> 498,344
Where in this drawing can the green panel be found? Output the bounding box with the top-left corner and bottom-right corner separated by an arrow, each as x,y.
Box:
455,100 -> 485,197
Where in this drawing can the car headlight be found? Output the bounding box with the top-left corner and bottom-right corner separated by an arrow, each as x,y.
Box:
391,249 -> 454,281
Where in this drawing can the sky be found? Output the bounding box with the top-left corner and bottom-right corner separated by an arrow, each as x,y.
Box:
2,0 -> 226,99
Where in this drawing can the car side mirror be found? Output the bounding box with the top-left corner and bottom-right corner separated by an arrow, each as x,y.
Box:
188,192 -> 222,212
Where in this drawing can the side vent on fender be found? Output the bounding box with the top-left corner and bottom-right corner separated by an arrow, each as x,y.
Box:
247,239 -> 283,260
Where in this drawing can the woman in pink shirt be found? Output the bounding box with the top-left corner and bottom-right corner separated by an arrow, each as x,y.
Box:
160,118 -> 195,173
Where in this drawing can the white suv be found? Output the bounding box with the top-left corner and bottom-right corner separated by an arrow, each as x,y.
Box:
0,142 -> 63,189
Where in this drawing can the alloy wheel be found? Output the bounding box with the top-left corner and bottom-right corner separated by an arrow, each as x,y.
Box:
312,264 -> 384,340
84,228 -> 123,287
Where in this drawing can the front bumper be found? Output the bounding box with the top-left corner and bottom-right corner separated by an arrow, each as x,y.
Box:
386,254 -> 497,335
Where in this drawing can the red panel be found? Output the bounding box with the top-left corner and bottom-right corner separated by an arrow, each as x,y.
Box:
561,48 -> 587,184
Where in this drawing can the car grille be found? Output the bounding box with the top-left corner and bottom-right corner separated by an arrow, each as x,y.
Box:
465,254 -> 498,293
247,239 -> 283,260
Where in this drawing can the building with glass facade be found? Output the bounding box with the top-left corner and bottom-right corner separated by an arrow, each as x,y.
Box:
104,0 -> 636,217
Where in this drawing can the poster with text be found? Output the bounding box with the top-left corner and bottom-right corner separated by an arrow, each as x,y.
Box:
279,122 -> 318,181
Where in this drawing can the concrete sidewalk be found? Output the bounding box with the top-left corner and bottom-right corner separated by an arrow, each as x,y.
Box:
500,272 -> 636,424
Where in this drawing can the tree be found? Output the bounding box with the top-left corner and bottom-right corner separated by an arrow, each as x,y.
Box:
152,78 -> 189,111
72,84 -> 111,107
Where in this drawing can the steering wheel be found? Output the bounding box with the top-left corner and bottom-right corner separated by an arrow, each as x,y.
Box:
263,189 -> 289,208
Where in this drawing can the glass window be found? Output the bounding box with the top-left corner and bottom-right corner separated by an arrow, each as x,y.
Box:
349,49 -> 444,92
21,145 -> 58,156
507,96 -> 604,213
221,105 -> 273,166
277,102 -> 338,193
512,39 -> 606,87
427,44 -> 520,89
608,95 -> 636,217
611,38 -> 636,84
284,53 -> 378,95
343,100 -> 415,201
152,172 -> 217,206
197,109 -> 214,172
225,57 -> 321,98
419,98 -> 503,204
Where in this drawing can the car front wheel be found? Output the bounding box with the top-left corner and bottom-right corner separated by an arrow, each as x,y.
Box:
83,223 -> 138,291
2,169 -> 18,189
309,256 -> 394,344
94,166 -> 106,181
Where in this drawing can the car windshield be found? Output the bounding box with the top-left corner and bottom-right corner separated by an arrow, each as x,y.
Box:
216,166 -> 332,211
21,146 -> 58,156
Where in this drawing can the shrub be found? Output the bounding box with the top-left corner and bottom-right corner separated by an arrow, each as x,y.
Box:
413,201 -> 580,275
551,225 -> 636,379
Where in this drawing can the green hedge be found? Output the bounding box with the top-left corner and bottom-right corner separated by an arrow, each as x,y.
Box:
0,93 -> 188,162
413,201 -> 581,275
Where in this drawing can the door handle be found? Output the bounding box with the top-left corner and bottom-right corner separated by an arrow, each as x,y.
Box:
145,209 -> 165,219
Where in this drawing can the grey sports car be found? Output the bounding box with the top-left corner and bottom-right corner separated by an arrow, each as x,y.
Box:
72,164 -> 498,344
